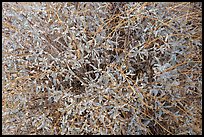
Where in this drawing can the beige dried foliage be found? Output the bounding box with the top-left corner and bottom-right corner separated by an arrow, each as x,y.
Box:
2,2 -> 202,135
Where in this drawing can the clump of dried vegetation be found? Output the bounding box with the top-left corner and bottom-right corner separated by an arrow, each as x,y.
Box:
2,2 -> 202,135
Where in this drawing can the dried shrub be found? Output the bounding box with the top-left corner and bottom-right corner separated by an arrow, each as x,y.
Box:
2,2 -> 202,135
